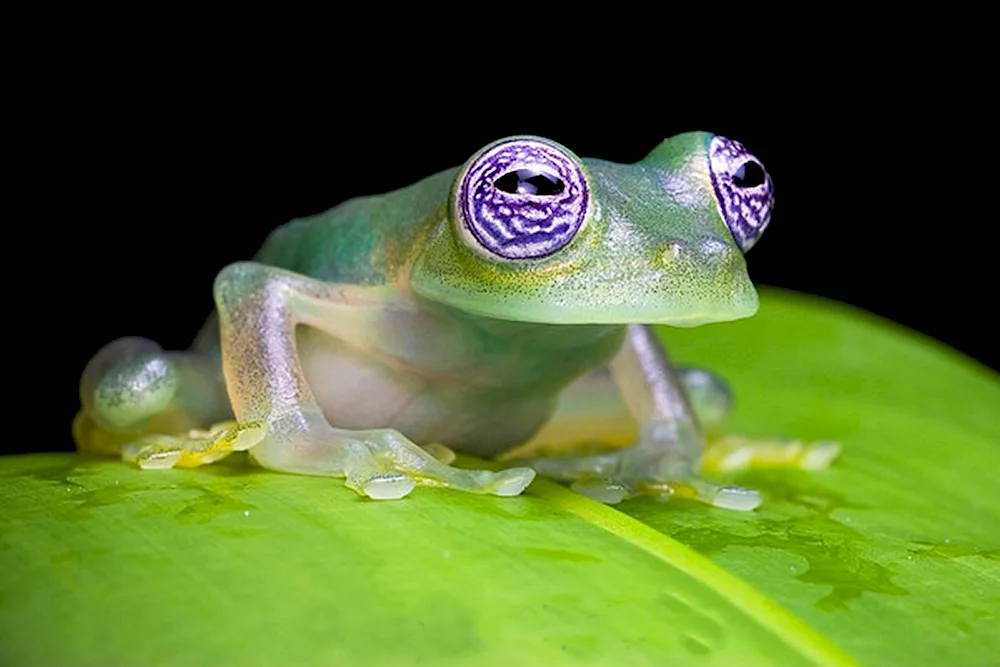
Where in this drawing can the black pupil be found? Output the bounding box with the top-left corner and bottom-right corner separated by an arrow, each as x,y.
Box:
732,160 -> 766,188
494,169 -> 565,196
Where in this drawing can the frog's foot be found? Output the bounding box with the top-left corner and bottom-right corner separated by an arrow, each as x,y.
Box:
250,420 -> 535,501
701,436 -> 841,474
340,431 -> 536,500
520,435 -> 841,509
122,421 -> 268,470
522,447 -> 763,511
522,446 -> 763,510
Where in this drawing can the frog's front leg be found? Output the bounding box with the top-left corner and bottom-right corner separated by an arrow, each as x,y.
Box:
518,325 -> 837,509
213,262 -> 534,500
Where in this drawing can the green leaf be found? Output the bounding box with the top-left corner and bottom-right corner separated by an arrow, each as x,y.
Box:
633,287 -> 1000,665
1,288 -> 997,666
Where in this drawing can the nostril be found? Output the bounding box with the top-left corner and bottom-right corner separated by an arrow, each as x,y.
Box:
660,241 -> 688,267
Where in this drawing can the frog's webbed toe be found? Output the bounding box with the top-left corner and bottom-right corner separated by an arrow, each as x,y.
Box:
520,430 -> 841,510
249,415 -> 536,500
522,445 -> 764,511
118,421 -> 266,469
701,436 -> 841,474
339,430 -> 536,500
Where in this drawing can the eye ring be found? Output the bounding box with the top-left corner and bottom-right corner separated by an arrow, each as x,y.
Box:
708,135 -> 774,252
457,137 -> 590,260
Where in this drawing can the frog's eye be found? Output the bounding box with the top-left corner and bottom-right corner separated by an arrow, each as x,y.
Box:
457,138 -> 590,260
708,135 -> 774,252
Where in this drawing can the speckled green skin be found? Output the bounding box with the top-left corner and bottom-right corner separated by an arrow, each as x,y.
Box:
186,131 -> 758,456
252,169 -> 457,288
77,132 -> 779,505
249,132 -> 756,327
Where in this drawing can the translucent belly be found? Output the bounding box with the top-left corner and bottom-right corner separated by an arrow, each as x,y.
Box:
296,327 -> 554,457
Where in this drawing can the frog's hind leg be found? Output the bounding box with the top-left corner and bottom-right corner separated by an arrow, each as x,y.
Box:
506,363 -> 757,507
508,328 -> 839,509
73,337 -> 254,468
506,365 -> 736,460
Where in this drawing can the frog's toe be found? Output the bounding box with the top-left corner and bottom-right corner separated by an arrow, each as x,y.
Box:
569,479 -> 631,504
488,468 -> 536,496
686,480 -> 763,511
357,473 -> 417,500
335,430 -> 535,499
124,436 -> 185,469
338,439 -> 417,499
702,436 -> 841,474
517,448 -> 763,511
124,421 -> 267,470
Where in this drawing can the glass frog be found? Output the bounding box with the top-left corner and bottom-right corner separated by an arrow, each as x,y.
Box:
73,133 -> 838,510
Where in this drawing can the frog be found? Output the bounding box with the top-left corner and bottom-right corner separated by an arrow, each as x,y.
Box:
73,132 -> 839,510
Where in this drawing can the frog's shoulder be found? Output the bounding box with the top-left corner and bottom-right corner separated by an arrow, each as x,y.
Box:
253,168 -> 458,285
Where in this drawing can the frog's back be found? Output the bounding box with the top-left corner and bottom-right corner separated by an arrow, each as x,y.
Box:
254,167 -> 457,286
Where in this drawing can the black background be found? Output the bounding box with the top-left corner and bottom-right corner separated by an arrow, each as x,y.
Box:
18,65 -> 994,456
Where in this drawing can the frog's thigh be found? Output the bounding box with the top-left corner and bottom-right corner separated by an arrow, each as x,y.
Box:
212,262 -> 535,500
73,335 -> 239,467
503,366 -> 734,460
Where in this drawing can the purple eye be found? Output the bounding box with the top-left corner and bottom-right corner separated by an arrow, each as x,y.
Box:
458,138 -> 590,260
708,135 -> 774,252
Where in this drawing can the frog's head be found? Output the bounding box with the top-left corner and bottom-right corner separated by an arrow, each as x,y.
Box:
410,133 -> 773,326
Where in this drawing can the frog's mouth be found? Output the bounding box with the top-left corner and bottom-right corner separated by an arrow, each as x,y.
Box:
418,285 -> 758,327
510,297 -> 758,327
412,260 -> 760,328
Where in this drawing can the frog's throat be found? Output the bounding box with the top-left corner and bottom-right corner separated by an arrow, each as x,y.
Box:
411,282 -> 759,328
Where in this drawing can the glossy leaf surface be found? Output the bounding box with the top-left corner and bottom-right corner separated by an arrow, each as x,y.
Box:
1,289 -> 997,666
